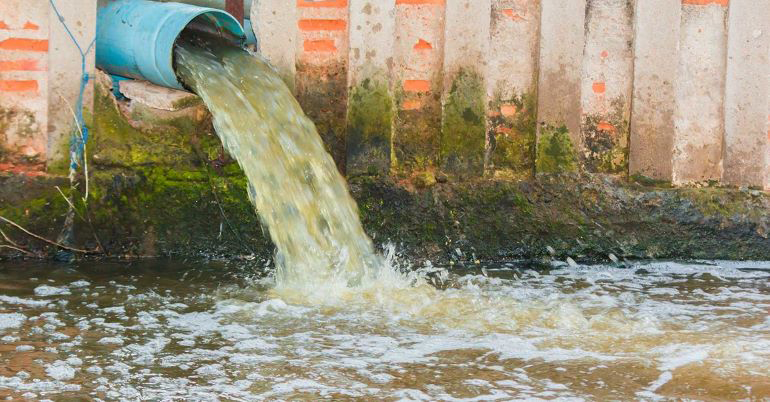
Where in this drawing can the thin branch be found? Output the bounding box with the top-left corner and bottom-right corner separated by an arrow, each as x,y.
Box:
56,90 -> 90,202
54,185 -> 105,253
0,244 -> 36,257
55,186 -> 86,221
82,140 -> 89,203
0,228 -> 23,249
0,216 -> 97,254
82,206 -> 106,254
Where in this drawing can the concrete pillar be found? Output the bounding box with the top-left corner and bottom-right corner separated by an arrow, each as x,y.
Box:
392,0 -> 446,173
440,0 -> 491,177
579,0 -> 635,174
485,0 -> 540,177
722,0 -> 770,188
671,1 -> 729,185
47,0 -> 97,164
0,0 -> 51,165
295,0 -> 351,172
251,0 -> 297,89
629,0 -> 680,181
535,0 -> 586,173
346,0 -> 396,175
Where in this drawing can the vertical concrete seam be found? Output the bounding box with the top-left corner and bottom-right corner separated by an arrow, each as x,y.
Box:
530,0 -> 544,176
626,0 -> 639,177
718,2 -> 729,182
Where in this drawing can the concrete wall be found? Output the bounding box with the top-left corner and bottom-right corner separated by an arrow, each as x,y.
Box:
2,0 -> 770,190
722,0 -> 770,188
0,0 -> 96,172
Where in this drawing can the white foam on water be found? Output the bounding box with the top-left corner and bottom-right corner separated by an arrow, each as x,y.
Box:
45,361 -> 76,381
97,336 -> 124,345
0,295 -> 50,307
0,313 -> 26,331
69,280 -> 90,288
33,285 -> 71,297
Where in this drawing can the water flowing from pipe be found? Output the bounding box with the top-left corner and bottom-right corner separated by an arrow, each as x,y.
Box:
175,40 -> 385,292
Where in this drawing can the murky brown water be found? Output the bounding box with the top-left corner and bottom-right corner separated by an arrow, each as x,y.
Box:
1,259 -> 769,400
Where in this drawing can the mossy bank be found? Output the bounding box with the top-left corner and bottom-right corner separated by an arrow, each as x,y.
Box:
1,81 -> 769,264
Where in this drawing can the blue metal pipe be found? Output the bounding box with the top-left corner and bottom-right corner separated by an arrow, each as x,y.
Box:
95,0 -> 245,90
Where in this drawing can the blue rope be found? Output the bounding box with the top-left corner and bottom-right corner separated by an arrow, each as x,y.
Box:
49,0 -> 96,172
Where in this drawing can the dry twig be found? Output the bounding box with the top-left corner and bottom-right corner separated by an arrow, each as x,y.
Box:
0,228 -> 36,257
0,216 -> 97,254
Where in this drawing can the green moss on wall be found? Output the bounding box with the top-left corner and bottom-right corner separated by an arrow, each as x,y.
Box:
487,92 -> 537,178
88,84 -> 220,169
393,85 -> 441,174
346,77 -> 393,176
581,98 -> 629,174
0,80 -> 270,259
536,125 -> 577,173
440,69 -> 486,177
295,62 -> 349,174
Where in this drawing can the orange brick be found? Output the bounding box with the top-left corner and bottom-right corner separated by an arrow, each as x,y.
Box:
0,59 -> 41,72
682,0 -> 728,5
304,39 -> 337,52
414,39 -> 433,50
396,0 -> 445,5
500,104 -> 517,117
596,121 -> 616,132
403,80 -> 430,92
402,100 -> 423,110
592,81 -> 606,94
0,38 -> 49,52
0,80 -> 38,92
0,21 -> 9,30
298,19 -> 347,31
297,0 -> 347,7
23,21 -> 39,30
502,9 -> 525,21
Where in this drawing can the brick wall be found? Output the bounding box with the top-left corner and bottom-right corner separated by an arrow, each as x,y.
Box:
0,0 -> 96,173
1,0 -> 768,190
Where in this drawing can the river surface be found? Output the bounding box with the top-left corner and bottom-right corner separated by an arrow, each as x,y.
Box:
0,259 -> 769,400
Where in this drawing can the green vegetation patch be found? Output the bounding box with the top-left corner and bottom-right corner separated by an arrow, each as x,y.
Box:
441,69 -> 486,177
346,77 -> 394,176
536,125 -> 577,173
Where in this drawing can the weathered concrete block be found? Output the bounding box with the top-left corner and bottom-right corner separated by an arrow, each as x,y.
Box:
251,0 -> 297,89
441,0 -> 490,177
485,0 -> 540,177
629,0 -> 680,181
536,0 -> 586,173
0,0 -> 97,170
0,1 -> 51,163
119,79 -> 201,112
722,0 -> 770,188
294,0 -> 350,172
579,0 -> 635,174
346,0 -> 396,176
47,0 -> 97,164
672,2 -> 728,185
392,0 -> 445,173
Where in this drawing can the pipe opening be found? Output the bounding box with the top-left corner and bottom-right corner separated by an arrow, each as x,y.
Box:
96,0 -> 245,90
180,12 -> 243,45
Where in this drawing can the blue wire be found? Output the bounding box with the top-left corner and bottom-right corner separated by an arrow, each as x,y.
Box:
48,0 -> 96,171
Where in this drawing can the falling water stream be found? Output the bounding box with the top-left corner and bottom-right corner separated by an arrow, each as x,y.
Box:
175,39 -> 382,291
0,40 -> 769,400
